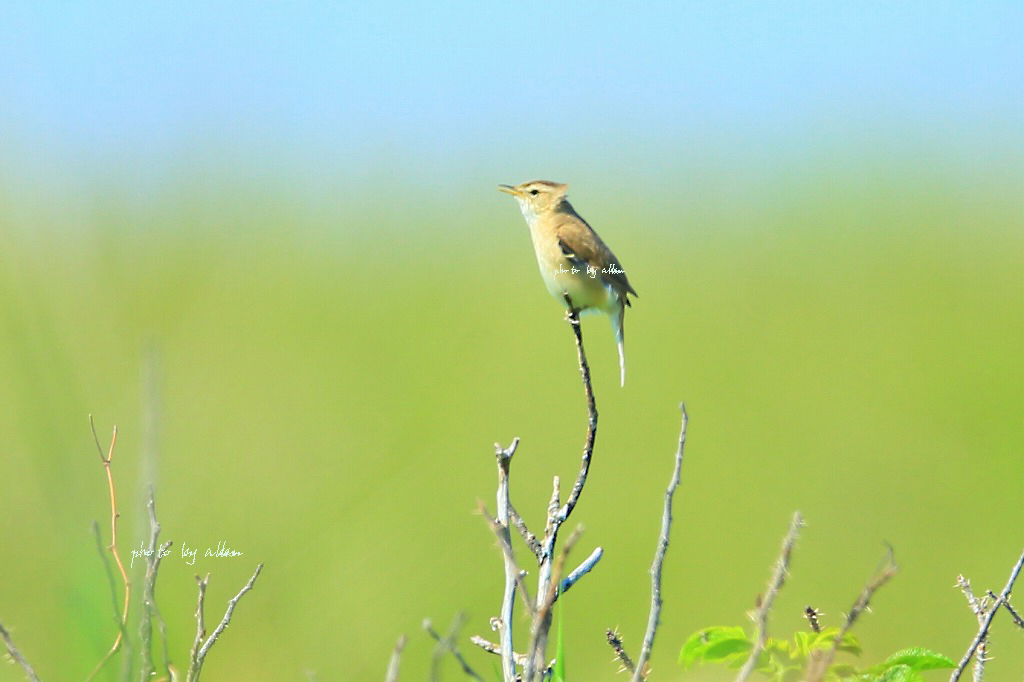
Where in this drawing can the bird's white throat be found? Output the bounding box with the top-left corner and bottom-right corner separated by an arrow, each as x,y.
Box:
514,198 -> 541,229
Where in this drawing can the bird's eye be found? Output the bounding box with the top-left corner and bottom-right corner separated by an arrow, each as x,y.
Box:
530,189 -> 539,196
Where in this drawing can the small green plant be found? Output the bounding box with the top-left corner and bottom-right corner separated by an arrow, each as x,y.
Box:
679,625 -> 954,682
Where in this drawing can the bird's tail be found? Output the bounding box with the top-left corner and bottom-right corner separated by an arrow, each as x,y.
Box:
612,304 -> 626,387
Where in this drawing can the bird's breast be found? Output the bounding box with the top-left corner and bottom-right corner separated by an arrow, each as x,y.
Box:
527,223 -> 614,313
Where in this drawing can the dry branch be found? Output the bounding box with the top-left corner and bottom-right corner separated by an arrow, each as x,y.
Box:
424,614 -> 484,681
87,416 -> 133,681
631,403 -> 688,682
806,548 -> 899,682
140,485 -> 173,681
736,511 -> 804,682
557,302 -> 598,525
560,546 -> 603,596
606,628 -> 636,675
385,634 -> 407,682
470,635 -> 528,666
186,563 -> 265,682
0,622 -> 40,682
492,439 -> 520,681
950,548 -> 1024,682
508,503 -> 542,559
478,298 -> 605,682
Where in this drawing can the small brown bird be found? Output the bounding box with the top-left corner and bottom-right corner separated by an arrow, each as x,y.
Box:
499,180 -> 637,385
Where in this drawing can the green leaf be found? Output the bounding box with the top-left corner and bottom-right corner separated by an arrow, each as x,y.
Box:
678,628 -> 714,666
807,627 -> 862,655
794,631 -> 812,657
875,664 -> 925,682
703,635 -> 753,662
679,626 -> 751,667
880,648 -> 955,671
810,627 -> 840,649
724,649 -> 756,670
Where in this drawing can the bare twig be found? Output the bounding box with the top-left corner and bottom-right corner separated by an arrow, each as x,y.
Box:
950,548 -> 1024,682
533,476 -> 562,610
0,622 -> 40,682
631,403 -> 688,682
424,614 -> 485,681
186,563 -> 265,682
152,540 -> 175,676
840,548 -> 898,634
958,576 -> 982,613
972,643 -> 987,682
956,575 -> 991,681
736,511 -> 804,682
197,564 -> 265,661
140,485 -> 174,682
92,520 -> 129,637
807,548 -> 899,682
557,301 -> 598,524
493,438 -> 520,681
385,634 -> 407,682
519,304 -> 603,681
471,636 -> 555,679
559,546 -> 603,596
527,526 -> 584,678
988,590 -> 1024,628
470,635 -> 528,666
480,504 -> 535,616
544,477 -> 561,544
525,477 -> 562,680
188,573 -> 210,680
508,503 -> 542,559
478,300 -> 604,682
87,416 -> 133,682
606,628 -> 636,675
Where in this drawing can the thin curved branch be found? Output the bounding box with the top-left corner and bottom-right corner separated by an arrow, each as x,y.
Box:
385,634 -> 407,682
557,301 -> 598,524
632,403 -> 688,682
87,417 -> 132,682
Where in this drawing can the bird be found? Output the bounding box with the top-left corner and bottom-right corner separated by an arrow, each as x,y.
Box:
499,180 -> 637,386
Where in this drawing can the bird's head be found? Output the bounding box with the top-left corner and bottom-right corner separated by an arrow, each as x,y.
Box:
498,180 -> 569,214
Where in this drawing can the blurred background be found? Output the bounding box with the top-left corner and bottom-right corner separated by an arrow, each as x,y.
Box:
1,2 -> 1022,680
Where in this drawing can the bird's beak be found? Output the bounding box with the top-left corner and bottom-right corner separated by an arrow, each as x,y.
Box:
498,184 -> 521,196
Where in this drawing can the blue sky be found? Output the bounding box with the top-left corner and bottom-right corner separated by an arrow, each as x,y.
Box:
1,1 -> 1021,179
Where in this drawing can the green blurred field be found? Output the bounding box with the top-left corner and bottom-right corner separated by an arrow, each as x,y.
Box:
1,152 -> 1022,680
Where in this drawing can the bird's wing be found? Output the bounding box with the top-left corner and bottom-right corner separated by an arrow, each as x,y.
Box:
556,218 -> 638,300
556,236 -> 590,272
